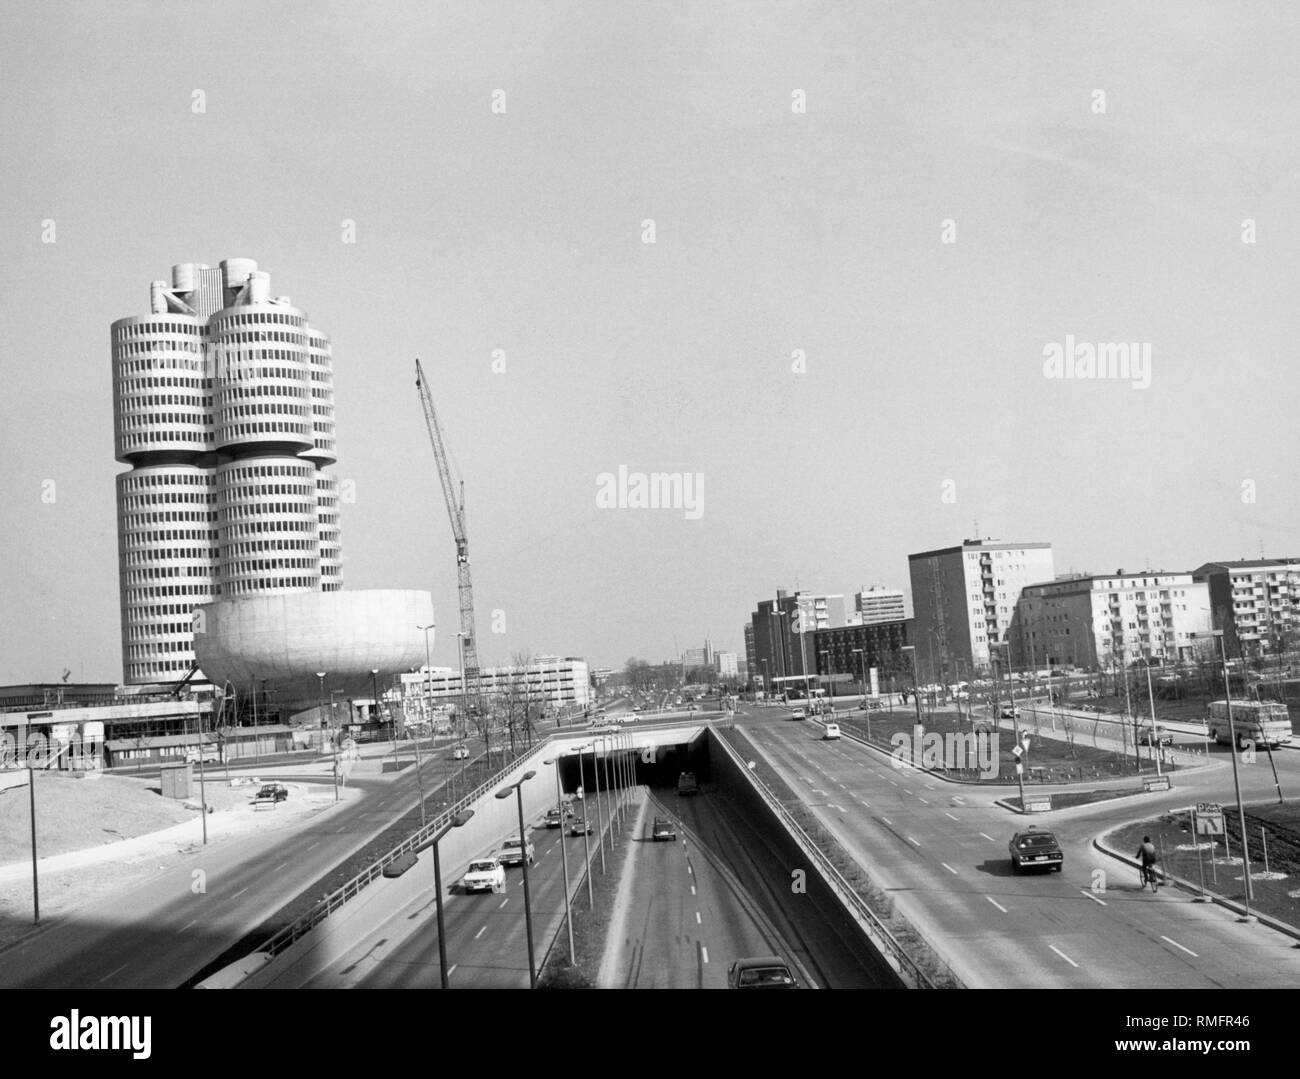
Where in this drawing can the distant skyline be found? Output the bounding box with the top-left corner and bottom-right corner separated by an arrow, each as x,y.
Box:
3,2 -> 1299,684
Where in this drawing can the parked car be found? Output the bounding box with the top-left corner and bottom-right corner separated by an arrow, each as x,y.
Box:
822,723 -> 841,740
460,857 -> 506,894
569,816 -> 593,836
255,783 -> 288,803
1008,828 -> 1063,873
184,747 -> 219,765
727,956 -> 797,989
652,816 -> 676,841
450,744 -> 470,760
497,836 -> 535,866
1000,706 -> 1021,720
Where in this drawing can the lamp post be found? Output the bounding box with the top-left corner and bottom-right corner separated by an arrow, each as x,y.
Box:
1193,629 -> 1254,918
413,809 -> 473,988
901,644 -> 922,730
819,650 -> 831,712
495,771 -> 538,987
592,736 -> 607,873
993,640 -> 1028,813
575,743 -> 595,906
318,671 -> 338,803
543,755 -> 576,964
456,631 -> 469,761
419,621 -> 435,729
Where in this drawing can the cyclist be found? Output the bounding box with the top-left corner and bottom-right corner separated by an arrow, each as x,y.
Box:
1136,835 -> 1160,888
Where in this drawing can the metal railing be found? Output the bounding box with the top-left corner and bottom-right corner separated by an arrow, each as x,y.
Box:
712,727 -> 939,989
258,739 -> 552,959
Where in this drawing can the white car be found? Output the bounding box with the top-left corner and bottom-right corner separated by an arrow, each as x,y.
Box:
790,707 -> 807,721
450,744 -> 470,760
460,857 -> 506,894
822,723 -> 841,740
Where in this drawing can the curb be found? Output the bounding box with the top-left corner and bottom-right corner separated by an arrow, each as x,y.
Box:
1092,825 -> 1300,946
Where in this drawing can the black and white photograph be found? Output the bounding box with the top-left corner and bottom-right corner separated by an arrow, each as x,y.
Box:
0,0 -> 1295,1052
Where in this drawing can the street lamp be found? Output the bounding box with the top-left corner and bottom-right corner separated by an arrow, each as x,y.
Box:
413,809 -> 473,988
901,644 -> 922,728
419,622 -> 436,728
574,743 -> 595,906
542,755 -> 575,964
495,771 -> 539,987
993,640 -> 1028,813
318,671 -> 338,803
1193,629 -> 1254,919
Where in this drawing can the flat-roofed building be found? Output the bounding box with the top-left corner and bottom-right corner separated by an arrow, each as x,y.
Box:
1014,571 -> 1211,669
1191,559 -> 1300,657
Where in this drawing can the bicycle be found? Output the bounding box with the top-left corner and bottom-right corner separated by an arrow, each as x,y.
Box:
1139,863 -> 1161,893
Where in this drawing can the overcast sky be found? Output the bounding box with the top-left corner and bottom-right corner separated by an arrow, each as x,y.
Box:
3,1 -> 1299,684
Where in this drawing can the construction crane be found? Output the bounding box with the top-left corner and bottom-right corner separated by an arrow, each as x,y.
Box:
414,359 -> 480,706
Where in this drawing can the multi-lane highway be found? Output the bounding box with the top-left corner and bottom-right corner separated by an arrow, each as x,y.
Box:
0,748 -> 477,988
734,703 -> 1300,987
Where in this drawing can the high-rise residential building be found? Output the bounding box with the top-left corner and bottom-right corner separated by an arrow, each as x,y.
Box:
1015,571 -> 1211,670
908,539 -> 1055,679
748,589 -> 840,693
1191,559 -> 1300,657
742,623 -> 755,677
855,586 -> 907,625
113,259 -> 341,684
714,651 -> 738,678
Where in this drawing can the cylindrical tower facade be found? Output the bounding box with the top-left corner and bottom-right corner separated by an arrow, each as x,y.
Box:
112,260 -> 343,683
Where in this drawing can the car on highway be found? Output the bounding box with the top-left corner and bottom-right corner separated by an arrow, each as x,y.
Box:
790,707 -> 806,721
460,857 -> 506,894
544,808 -> 564,828
652,816 -> 676,841
999,706 -> 1021,720
569,816 -> 593,836
1008,828 -> 1063,873
822,723 -> 841,740
450,744 -> 470,760
727,956 -> 797,989
255,782 -> 288,803
1137,726 -> 1173,746
497,836 -> 535,866
676,771 -> 699,795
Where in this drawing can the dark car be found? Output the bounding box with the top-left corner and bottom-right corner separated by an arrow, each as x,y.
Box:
1008,828 -> 1063,873
1137,726 -> 1173,746
676,771 -> 699,796
544,808 -> 564,828
727,956 -> 797,989
255,783 -> 288,802
652,816 -> 676,841
569,816 -> 593,836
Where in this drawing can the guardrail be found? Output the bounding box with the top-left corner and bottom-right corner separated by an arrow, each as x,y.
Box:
258,739 -> 553,960
712,727 -> 938,989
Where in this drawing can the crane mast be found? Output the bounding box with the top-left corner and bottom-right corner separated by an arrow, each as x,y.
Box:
414,359 -> 479,696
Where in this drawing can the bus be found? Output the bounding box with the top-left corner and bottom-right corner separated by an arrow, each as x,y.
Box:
1207,699 -> 1292,749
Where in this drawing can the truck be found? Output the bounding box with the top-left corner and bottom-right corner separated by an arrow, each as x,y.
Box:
1207,699 -> 1292,750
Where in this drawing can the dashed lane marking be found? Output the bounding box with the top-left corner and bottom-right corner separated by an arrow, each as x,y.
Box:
979,833 -> 996,843
1161,936 -> 1198,958
944,812 -> 959,822
1081,890 -> 1107,907
475,926 -> 486,940
906,836 -> 920,847
986,897 -> 1008,913
1049,945 -> 1079,968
